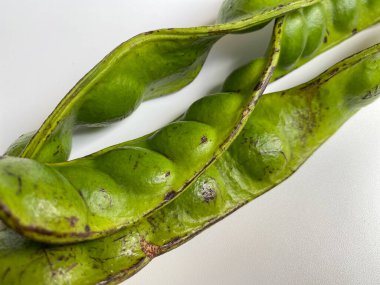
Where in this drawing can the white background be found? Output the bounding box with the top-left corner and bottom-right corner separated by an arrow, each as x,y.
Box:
1,1 -> 380,284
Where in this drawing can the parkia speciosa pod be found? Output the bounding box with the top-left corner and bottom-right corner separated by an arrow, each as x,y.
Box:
222,0 -> 380,93
3,0 -> 380,244
0,18 -> 284,244
1,42 -> 379,285
6,0 -> 318,164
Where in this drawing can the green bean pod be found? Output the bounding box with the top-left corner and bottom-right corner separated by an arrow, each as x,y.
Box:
274,0 -> 380,73
6,0 -> 317,164
1,0 -> 378,244
0,17 -> 284,244
1,42 -> 379,285
3,0 -> 380,244
221,0 -> 380,93
7,0 -> 379,165
7,0 -> 380,164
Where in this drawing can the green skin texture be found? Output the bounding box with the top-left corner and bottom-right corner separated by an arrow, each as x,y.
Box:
6,0 -> 318,164
0,43 -> 379,285
1,0 -> 380,244
0,18 -> 283,244
9,0 -> 380,164
222,0 -> 380,93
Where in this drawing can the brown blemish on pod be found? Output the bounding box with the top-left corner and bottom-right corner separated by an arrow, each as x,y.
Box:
200,183 -> 217,203
164,191 -> 176,201
65,216 -> 79,227
57,255 -> 67,261
200,136 -> 208,144
140,238 -> 161,258
362,86 -> 380,100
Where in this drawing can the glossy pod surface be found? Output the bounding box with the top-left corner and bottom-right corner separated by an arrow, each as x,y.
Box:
222,0 -> 380,92
0,19 -> 283,243
7,0 -> 380,163
1,43 -> 379,285
274,0 -> 380,74
3,0 -> 380,244
6,0 -> 318,164
9,0 -> 380,164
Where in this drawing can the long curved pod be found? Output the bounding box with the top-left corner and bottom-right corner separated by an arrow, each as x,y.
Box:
1,42 -> 379,285
7,0 -> 318,163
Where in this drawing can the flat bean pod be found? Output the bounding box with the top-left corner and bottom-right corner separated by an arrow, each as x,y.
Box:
1,42 -> 379,285
6,0 -> 317,164
0,18 -> 283,243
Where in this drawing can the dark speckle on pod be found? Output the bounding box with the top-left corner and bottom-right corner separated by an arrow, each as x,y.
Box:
164,191 -> 176,201
140,238 -> 161,258
57,255 -> 66,261
196,179 -> 217,203
1,0 -> 378,250
200,136 -> 208,144
96,188 -> 113,210
65,216 -> 79,227
362,86 -> 380,100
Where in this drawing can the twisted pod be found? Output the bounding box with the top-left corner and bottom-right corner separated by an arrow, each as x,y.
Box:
7,0 -> 318,164
2,0 -> 380,244
222,0 -> 380,92
0,18 -> 282,244
8,0 -> 380,163
1,42 -> 379,285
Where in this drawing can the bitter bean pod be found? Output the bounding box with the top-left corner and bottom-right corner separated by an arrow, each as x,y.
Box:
1,42 -> 379,285
2,0 -> 380,244
7,0 -> 317,164
0,19 -> 283,244
222,0 -> 380,92
9,0 -> 380,163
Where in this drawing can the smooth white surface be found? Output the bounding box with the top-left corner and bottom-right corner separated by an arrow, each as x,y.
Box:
1,1 -> 380,284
